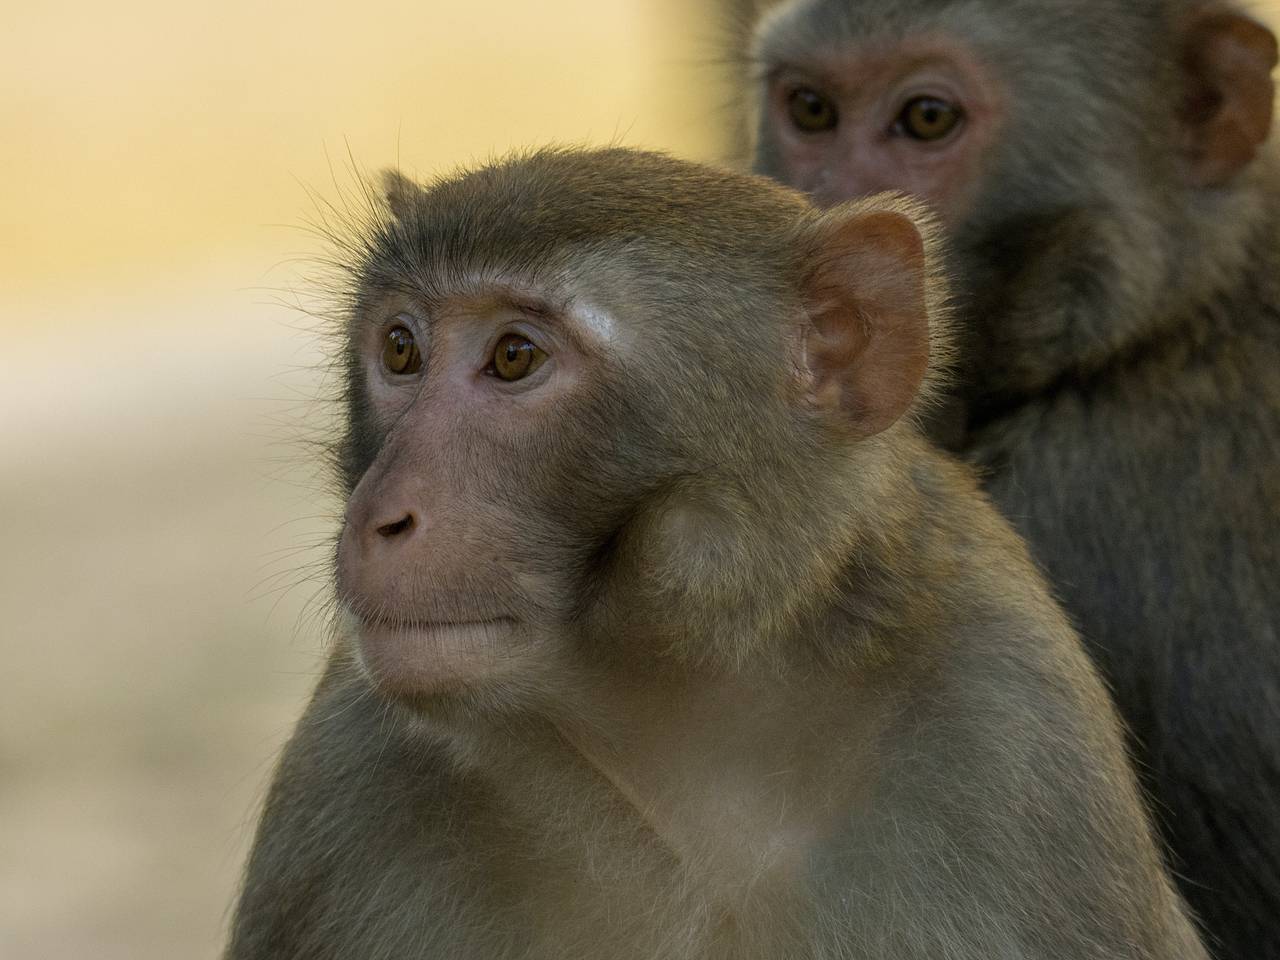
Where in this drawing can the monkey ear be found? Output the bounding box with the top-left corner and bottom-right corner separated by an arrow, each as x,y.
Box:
1178,10 -> 1278,186
795,203 -> 931,440
381,169 -> 421,221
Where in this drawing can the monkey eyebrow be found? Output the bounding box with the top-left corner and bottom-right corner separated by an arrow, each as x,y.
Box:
506,293 -> 617,347
422,277 -> 617,350
476,283 -> 617,347
457,279 -> 571,321
507,295 -> 605,343
510,298 -> 557,322
420,285 -> 569,328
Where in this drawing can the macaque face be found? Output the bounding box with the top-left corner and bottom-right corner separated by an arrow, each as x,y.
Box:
755,35 -> 1007,223
335,284 -> 629,703
328,156 -> 937,713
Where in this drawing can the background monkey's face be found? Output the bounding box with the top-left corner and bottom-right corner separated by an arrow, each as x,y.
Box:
750,0 -> 1277,229
755,27 -> 1006,224
747,0 -> 1277,410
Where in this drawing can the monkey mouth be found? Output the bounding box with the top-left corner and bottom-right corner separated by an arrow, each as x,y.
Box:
357,615 -> 519,644
366,615 -> 516,630
346,612 -> 523,694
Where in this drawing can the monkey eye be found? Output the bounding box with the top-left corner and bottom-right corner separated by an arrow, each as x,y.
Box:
488,333 -> 548,382
895,96 -> 964,141
786,86 -> 839,133
382,325 -> 423,376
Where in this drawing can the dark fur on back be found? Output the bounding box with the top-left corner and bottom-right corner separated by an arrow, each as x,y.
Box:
743,2 -> 1280,955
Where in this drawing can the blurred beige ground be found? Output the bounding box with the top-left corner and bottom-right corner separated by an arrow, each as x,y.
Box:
0,2 -> 729,957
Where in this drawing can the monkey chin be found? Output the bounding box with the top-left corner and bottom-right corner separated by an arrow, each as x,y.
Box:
344,609 -> 526,701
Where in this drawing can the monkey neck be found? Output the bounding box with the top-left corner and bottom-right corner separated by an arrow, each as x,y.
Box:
511,452 -> 957,897
953,148 -> 1280,420
544,659 -> 901,897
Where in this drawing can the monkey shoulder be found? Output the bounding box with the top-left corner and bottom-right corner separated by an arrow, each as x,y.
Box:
964,312 -> 1280,620
841,616 -> 1199,960
884,446 -> 1143,822
950,291 -> 1280,947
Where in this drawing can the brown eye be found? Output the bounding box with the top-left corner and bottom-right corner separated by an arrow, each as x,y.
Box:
489,333 -> 547,382
382,325 -> 422,376
787,86 -> 838,133
897,96 -> 963,141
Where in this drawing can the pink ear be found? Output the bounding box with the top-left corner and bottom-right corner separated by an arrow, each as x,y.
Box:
1179,10 -> 1278,186
799,205 -> 930,439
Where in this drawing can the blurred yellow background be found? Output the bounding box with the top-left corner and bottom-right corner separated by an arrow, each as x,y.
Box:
2,2 -> 1278,958
0,3 -> 731,957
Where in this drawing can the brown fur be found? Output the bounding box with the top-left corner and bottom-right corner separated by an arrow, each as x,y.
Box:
226,148 -> 1205,959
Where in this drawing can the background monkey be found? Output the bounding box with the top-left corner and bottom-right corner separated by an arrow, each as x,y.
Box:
226,148 -> 1205,959
744,1 -> 1280,955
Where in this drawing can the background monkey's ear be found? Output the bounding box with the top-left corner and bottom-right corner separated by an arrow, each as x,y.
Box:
796,202 -> 931,440
381,169 -> 421,221
1179,9 -> 1277,186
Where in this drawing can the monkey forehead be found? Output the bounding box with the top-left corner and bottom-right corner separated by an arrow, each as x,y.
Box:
366,148 -> 813,289
752,0 -> 1173,88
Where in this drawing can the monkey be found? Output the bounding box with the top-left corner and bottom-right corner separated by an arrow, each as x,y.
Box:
743,1 -> 1280,956
225,147 -> 1207,959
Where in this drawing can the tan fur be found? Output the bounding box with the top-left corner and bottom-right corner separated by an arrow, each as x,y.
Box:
226,148 -> 1205,960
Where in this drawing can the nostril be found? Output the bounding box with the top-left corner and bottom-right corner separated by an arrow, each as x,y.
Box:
376,514 -> 415,539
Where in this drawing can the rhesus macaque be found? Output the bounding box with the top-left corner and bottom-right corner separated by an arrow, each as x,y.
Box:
226,149 -> 1205,960
744,1 -> 1280,956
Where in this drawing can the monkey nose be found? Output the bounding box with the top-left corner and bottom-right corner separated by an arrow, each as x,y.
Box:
342,471 -> 433,561
376,512 -> 416,539
372,509 -> 420,544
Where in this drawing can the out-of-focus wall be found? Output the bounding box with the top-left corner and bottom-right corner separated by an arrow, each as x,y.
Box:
0,4 -> 730,959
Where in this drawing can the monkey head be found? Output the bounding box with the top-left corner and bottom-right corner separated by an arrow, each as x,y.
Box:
751,0 -> 1277,226
748,0 -> 1277,403
332,150 -> 948,715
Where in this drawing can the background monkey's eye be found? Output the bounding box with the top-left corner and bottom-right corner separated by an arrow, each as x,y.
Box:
787,87 -> 839,133
897,97 -> 963,141
382,326 -> 422,376
489,334 -> 547,382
